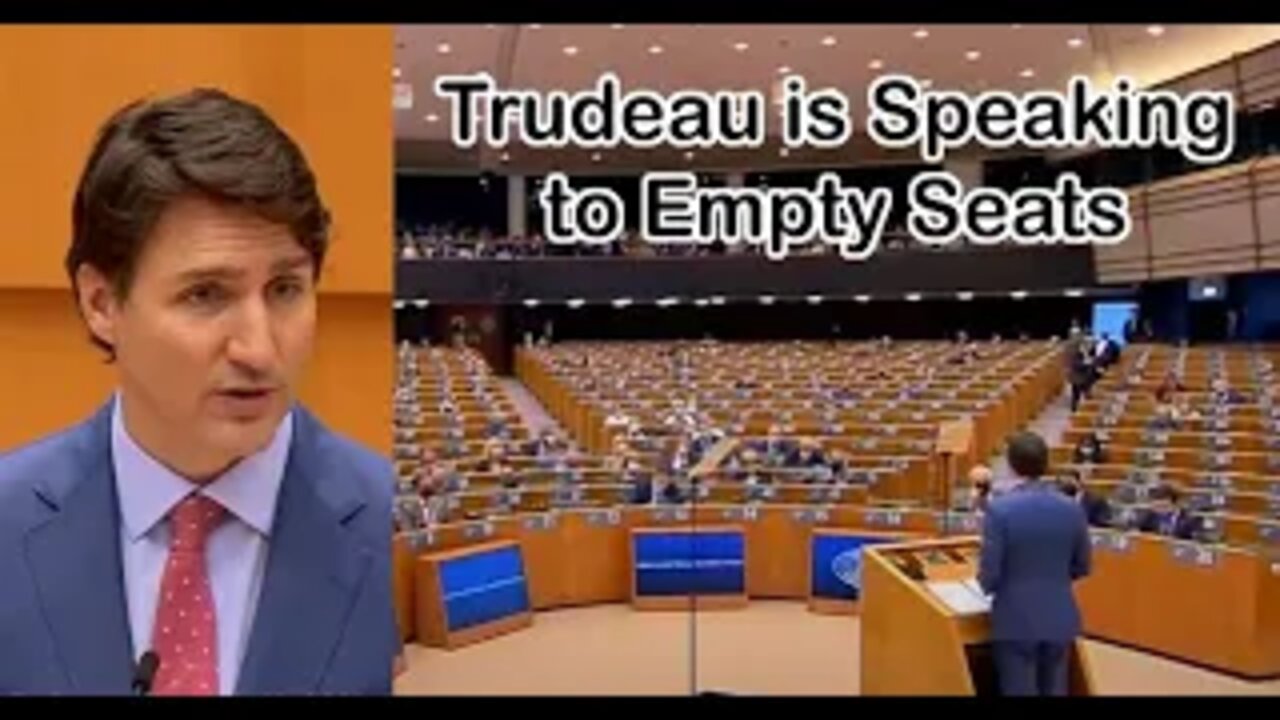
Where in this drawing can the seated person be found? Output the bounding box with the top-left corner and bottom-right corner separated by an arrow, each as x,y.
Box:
1057,469 -> 1112,528
1154,371 -> 1185,404
1149,402 -> 1182,430
1072,433 -> 1108,464
1211,377 -> 1248,406
658,477 -> 688,504
1136,484 -> 1203,541
627,472 -> 654,505
437,461 -> 465,492
968,465 -> 993,514
794,437 -> 827,465
485,412 -> 510,439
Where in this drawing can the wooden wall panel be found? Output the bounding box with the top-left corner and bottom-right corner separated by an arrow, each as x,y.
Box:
0,26 -> 394,455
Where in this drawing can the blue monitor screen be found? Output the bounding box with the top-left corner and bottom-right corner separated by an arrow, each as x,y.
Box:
439,545 -> 530,632
810,534 -> 895,601
1090,301 -> 1138,347
633,531 -> 745,597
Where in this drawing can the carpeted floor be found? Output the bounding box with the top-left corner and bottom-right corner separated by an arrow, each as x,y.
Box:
394,602 -> 1280,696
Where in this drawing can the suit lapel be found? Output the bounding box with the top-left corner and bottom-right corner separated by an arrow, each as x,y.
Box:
236,408 -> 370,696
23,403 -> 135,695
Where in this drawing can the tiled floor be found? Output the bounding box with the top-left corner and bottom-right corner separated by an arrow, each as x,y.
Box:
394,602 -> 1280,696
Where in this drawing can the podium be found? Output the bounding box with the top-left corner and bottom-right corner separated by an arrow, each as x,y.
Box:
860,537 -> 1096,695
414,539 -> 534,649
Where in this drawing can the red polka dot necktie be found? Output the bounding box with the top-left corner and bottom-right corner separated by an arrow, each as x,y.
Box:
149,494 -> 226,696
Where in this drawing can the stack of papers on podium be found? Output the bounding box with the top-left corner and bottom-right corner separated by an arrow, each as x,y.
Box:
925,579 -> 991,616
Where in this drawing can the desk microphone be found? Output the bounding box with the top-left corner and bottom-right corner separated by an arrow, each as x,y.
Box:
132,651 -> 161,696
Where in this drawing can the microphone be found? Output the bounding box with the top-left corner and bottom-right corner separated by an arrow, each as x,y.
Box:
132,651 -> 161,696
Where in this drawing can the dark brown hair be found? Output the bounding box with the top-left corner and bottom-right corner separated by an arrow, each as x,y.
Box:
66,87 -> 331,358
1006,431 -> 1049,480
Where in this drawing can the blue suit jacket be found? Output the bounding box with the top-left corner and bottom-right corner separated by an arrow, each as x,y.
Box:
0,401 -> 398,695
978,480 -> 1092,642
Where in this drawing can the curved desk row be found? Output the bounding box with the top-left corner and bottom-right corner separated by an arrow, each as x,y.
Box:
393,503 -> 943,647
394,504 -> 1280,678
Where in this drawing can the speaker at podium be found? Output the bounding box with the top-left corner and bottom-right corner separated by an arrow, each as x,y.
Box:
860,537 -> 1096,696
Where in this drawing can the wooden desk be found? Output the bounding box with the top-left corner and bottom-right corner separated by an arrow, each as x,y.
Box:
630,525 -> 748,610
413,538 -> 534,650
1075,531 -> 1280,678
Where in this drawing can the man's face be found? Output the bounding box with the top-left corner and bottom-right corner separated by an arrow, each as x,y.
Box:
80,196 -> 316,476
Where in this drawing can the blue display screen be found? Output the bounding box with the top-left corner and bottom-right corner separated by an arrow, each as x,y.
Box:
633,531 -> 745,597
810,534 -> 894,601
439,545 -> 530,632
1091,301 -> 1138,347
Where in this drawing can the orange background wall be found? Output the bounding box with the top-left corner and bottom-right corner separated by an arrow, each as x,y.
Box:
0,25 -> 394,453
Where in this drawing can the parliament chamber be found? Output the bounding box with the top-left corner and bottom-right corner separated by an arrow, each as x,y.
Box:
386,24 -> 1280,696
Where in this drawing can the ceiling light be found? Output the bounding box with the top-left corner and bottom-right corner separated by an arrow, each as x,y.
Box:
527,24 -> 541,30
412,299 -> 430,309
965,50 -> 980,61
779,147 -> 790,157
612,298 -> 633,308
563,46 -> 579,56
610,23 -> 624,30
821,36 -> 837,47
806,295 -> 824,304
392,67 -> 402,79
392,300 -> 406,310
425,113 -> 439,123
591,152 -> 602,162
522,299 -> 540,308
868,59 -> 884,70
733,41 -> 749,52
1146,25 -> 1165,37
656,297 -> 680,308
684,150 -> 695,161
1067,37 -> 1084,48
778,65 -> 792,75
437,43 -> 452,55
957,291 -> 975,301
759,295 -> 776,305
1020,68 -> 1035,78
1010,290 -> 1029,300
913,28 -> 929,39
905,293 -> 922,302
709,296 -> 726,306
854,294 -> 871,303
649,45 -> 664,55
694,298 -> 710,307
1064,288 -> 1085,298
566,298 -> 586,309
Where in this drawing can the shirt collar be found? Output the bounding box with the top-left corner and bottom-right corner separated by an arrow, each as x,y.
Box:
111,392 -> 293,541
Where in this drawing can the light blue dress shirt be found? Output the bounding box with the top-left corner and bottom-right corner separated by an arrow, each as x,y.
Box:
111,393 -> 292,696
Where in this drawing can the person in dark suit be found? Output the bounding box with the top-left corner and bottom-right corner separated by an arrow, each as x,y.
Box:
1057,469 -> 1113,528
1067,344 -> 1093,412
0,89 -> 397,695
1137,484 -> 1202,541
979,432 -> 1092,696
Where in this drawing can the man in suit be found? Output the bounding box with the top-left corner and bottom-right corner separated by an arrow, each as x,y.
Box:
0,89 -> 398,695
1137,484 -> 1202,541
1057,469 -> 1113,528
978,432 -> 1092,696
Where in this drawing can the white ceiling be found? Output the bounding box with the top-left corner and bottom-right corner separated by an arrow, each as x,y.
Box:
393,23 -> 1280,170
